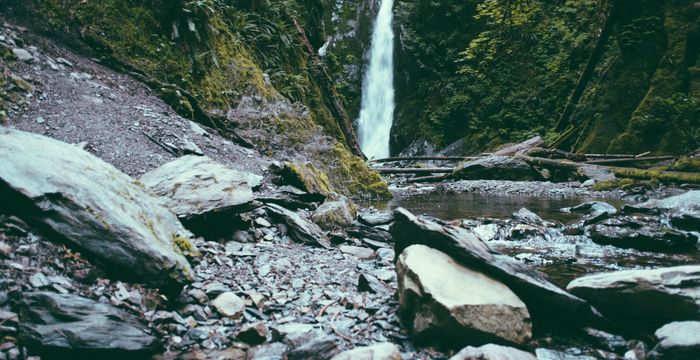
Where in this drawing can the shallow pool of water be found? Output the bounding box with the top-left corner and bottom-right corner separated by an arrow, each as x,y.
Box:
364,192 -> 628,223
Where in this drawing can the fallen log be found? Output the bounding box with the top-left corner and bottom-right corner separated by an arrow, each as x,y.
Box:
493,136 -> 544,156
611,168 -> 700,185
405,174 -> 451,183
391,208 -> 606,327
375,168 -> 454,174
369,156 -> 476,163
585,156 -> 674,166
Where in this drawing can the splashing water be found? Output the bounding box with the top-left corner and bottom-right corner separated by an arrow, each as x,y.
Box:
357,0 -> 395,160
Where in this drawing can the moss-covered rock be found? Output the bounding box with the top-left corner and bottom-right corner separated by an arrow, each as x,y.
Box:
311,194 -> 357,230
280,162 -> 334,197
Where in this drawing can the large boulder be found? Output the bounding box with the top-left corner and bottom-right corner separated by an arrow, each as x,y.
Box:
391,208 -> 602,326
0,128 -> 193,290
19,292 -> 159,357
311,194 -> 357,230
140,155 -> 259,219
397,244 -> 532,347
649,321 -> 700,359
453,156 -> 542,181
450,344 -> 536,360
140,155 -> 259,238
266,204 -> 330,248
623,191 -> 700,214
567,266 -> 700,330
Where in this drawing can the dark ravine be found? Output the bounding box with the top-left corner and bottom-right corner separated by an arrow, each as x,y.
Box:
1,3 -> 700,360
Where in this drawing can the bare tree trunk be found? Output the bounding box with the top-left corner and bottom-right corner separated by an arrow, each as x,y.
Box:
555,1 -> 619,132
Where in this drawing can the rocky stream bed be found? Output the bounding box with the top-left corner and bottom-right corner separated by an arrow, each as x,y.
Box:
2,19 -> 700,360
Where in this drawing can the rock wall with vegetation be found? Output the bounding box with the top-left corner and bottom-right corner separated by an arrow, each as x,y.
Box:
1,0 -> 389,198
393,0 -> 700,156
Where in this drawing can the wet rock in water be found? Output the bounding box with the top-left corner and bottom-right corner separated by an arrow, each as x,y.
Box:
0,128 -> 194,290
534,348 -> 598,360
311,195 -> 357,230
649,321 -> 700,359
588,223 -> 697,253
512,208 -> 544,225
266,204 -> 330,248
669,212 -> 700,232
449,344 -> 536,360
623,191 -> 700,215
563,201 -> 617,225
397,244 -> 532,347
358,212 -> 394,227
247,342 -> 288,360
237,323 -> 270,345
453,156 -> 543,181
391,208 -> 601,326
331,342 -> 402,360
567,265 -> 700,330
211,292 -> 245,319
19,292 -> 159,356
563,202 -> 617,217
583,328 -> 628,353
278,162 -> 333,199
339,245 -> 375,260
140,155 -> 258,220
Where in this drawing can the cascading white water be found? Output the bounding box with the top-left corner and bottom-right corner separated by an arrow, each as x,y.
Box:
357,0 -> 395,160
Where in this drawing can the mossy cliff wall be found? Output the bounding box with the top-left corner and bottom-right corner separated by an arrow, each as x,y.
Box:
1,0 -> 389,198
393,0 -> 700,155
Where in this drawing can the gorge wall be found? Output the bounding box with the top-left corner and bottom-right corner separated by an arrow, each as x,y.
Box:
392,0 -> 700,156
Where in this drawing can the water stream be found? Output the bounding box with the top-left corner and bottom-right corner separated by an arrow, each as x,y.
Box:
357,0 -> 395,160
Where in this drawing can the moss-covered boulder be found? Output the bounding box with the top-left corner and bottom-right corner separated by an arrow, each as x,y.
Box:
312,194 -> 357,231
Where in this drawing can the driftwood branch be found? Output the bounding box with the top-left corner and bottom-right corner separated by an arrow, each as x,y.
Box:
375,168 -> 454,174
585,156 -> 674,166
370,156 -> 475,163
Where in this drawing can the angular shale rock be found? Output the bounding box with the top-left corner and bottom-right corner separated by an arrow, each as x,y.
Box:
589,224 -> 697,253
331,342 -> 402,360
266,204 -> 330,248
567,265 -> 700,330
140,155 -> 259,219
397,244 -> 532,347
449,344 -> 536,360
19,292 -> 159,356
391,208 -> 601,326
311,195 -> 357,230
650,321 -> 700,359
0,128 -> 193,290
453,155 -> 542,181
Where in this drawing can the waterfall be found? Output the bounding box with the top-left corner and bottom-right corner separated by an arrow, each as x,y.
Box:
357,0 -> 395,160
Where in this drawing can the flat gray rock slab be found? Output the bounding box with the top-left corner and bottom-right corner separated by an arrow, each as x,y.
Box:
567,265 -> 700,330
140,155 -> 259,219
19,291 -> 159,356
0,128 -> 193,290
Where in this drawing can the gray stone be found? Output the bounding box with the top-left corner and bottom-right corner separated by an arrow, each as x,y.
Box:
512,208 -> 543,224
339,245 -> 375,260
266,204 -> 330,248
358,212 -> 394,226
247,342 -> 288,360
140,155 -> 258,219
312,195 -> 357,230
19,292 -> 159,356
397,244 -> 532,347
567,265 -> 700,330
450,344 -> 536,360
29,273 -> 51,288
331,343 -> 402,360
12,48 -> 33,62
0,128 -> 193,290
650,321 -> 700,359
212,292 -> 245,319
